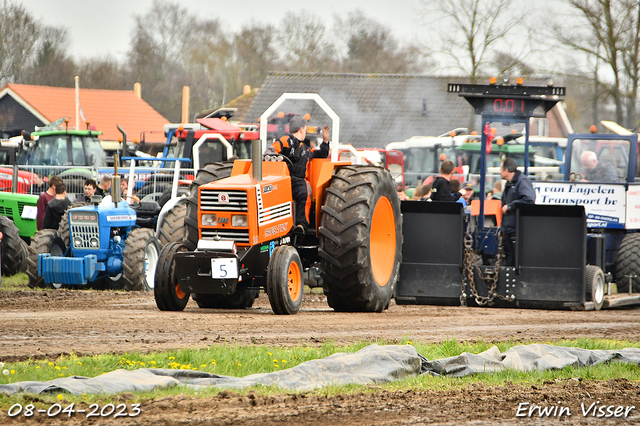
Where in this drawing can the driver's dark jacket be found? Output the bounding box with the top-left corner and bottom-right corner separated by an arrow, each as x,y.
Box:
264,134 -> 329,179
501,170 -> 535,233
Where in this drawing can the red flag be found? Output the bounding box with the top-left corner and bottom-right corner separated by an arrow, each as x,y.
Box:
484,123 -> 495,154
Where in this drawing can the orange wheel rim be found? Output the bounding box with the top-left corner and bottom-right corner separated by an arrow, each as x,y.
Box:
287,260 -> 301,302
370,196 -> 396,286
175,283 -> 187,300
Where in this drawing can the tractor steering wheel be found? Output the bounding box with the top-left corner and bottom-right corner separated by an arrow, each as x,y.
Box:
569,172 -> 582,182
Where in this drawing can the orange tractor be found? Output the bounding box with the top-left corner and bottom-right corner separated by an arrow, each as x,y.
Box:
154,94 -> 402,314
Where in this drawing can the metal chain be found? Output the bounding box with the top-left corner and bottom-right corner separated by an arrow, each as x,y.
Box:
462,228 -> 514,306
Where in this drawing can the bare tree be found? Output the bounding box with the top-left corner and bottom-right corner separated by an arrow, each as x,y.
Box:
553,0 -> 631,125
233,22 -> 280,90
0,0 -> 42,85
621,0 -> 640,129
277,11 -> 338,72
336,10 -> 430,74
20,27 -> 76,87
76,56 -> 131,90
421,0 -> 529,82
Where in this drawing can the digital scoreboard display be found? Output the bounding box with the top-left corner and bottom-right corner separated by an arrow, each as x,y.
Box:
448,83 -> 565,119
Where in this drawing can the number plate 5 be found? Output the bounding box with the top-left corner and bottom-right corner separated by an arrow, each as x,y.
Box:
211,258 -> 238,279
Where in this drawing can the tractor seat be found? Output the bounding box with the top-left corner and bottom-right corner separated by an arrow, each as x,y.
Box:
470,199 -> 502,227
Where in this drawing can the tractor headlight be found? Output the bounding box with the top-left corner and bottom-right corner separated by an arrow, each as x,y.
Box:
114,235 -> 121,244
231,215 -> 247,227
201,214 -> 217,226
90,237 -> 99,247
73,236 -> 82,247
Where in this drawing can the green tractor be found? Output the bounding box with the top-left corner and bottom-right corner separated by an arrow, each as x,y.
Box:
0,191 -> 35,278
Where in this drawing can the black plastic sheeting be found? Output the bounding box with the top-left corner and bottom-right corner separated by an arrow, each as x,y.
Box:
1,344 -> 640,396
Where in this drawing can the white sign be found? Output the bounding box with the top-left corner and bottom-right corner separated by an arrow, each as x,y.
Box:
533,182 -> 626,229
21,205 -> 37,220
626,186 -> 640,230
106,215 -> 136,222
211,258 -> 238,279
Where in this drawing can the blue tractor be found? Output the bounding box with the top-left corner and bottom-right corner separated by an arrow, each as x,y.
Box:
26,177 -> 160,291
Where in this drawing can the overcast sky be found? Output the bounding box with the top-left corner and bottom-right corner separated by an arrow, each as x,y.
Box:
23,0 -> 427,61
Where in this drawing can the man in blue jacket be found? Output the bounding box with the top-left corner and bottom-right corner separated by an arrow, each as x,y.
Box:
500,158 -> 535,265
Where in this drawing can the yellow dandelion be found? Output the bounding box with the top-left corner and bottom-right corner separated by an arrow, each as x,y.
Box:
267,352 -> 272,356
140,362 -> 145,366
200,364 -> 206,368
36,366 -> 40,369
237,363 -> 242,367
57,394 -> 63,400
48,362 -> 54,366
281,360 -> 287,363
407,341 -> 412,345
62,367 -> 67,369
78,362 -> 82,365
211,361 -> 216,365
10,370 -> 15,374
169,356 -> 175,360
150,361 -> 156,365
55,366 -> 61,370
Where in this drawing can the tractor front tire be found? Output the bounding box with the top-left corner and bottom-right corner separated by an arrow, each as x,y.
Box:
586,265 -> 605,311
158,203 -> 187,246
319,166 -> 402,312
123,228 -> 161,291
267,245 -> 303,315
615,233 -> 640,293
184,162 -> 234,250
26,229 -> 66,289
154,242 -> 190,311
191,290 -> 259,309
0,216 -> 25,276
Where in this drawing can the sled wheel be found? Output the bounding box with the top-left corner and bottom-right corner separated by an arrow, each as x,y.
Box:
319,166 -> 402,312
158,203 -> 187,246
192,289 -> 259,309
586,265 -> 605,311
184,162 -> 234,250
0,216 -> 26,276
123,228 -> 161,291
154,242 -> 189,311
267,245 -> 303,315
26,229 -> 66,289
615,233 -> 640,293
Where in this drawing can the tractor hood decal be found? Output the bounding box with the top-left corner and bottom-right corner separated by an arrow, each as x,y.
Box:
106,215 -> 136,222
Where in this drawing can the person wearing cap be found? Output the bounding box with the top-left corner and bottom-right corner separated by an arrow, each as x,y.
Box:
500,157 -> 535,265
264,116 -> 330,233
461,182 -> 474,204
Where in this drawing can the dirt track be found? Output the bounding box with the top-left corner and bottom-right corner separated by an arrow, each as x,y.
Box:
2,289 -> 640,424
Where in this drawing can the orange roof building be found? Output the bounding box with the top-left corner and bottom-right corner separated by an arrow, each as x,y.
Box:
0,83 -> 169,142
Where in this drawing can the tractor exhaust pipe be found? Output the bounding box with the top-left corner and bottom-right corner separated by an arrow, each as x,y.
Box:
252,138 -> 262,182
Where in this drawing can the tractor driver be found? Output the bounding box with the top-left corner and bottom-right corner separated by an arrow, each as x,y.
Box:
263,116 -> 330,233
580,151 -> 619,182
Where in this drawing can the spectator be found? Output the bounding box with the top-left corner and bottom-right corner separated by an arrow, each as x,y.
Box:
450,179 -> 466,207
43,183 -> 71,230
461,182 -> 474,204
492,181 -> 503,200
397,186 -> 407,201
37,175 -> 62,230
500,158 -> 536,266
431,160 -> 461,202
413,184 -> 432,200
486,190 -> 494,200
79,179 -> 97,202
580,150 -> 619,182
120,178 -> 141,203
95,176 -> 111,197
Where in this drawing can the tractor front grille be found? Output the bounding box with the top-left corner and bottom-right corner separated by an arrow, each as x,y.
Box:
17,202 -> 33,218
200,189 -> 248,212
201,228 -> 250,244
0,206 -> 14,217
70,224 -> 100,249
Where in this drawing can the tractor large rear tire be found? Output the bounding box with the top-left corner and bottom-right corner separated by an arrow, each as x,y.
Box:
319,166 -> 402,312
26,229 -> 66,288
155,242 -> 190,311
0,216 -> 25,276
123,228 -> 161,291
191,290 -> 258,309
58,200 -> 89,247
184,162 -> 234,250
158,204 -> 187,246
615,233 -> 640,293
267,245 -> 303,315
